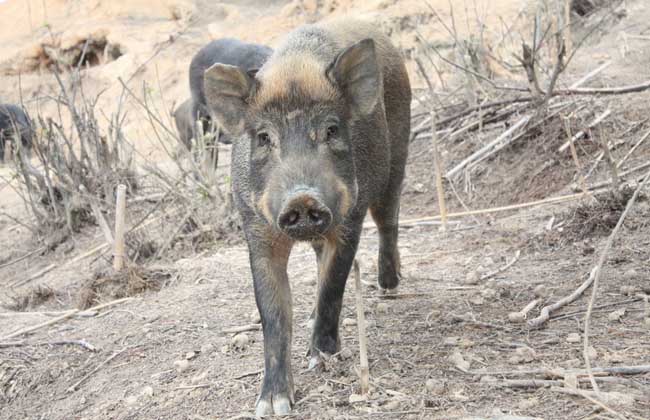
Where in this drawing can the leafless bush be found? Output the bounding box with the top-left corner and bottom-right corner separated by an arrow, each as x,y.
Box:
12,73 -> 136,239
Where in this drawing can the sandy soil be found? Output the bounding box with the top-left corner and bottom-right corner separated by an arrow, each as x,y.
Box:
1,0 -> 650,419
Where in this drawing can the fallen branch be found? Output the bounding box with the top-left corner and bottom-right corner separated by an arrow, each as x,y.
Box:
222,324 -> 261,334
10,263 -> 56,288
368,190 -> 599,229
556,80 -> 650,96
528,168 -> 650,329
0,339 -> 97,351
446,116 -> 532,178
582,167 -> 650,393
67,347 -> 128,392
481,250 -> 521,281
0,297 -> 134,340
558,108 -> 611,152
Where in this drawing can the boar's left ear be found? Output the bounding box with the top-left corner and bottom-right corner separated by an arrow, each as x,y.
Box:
204,63 -> 254,136
327,38 -> 380,116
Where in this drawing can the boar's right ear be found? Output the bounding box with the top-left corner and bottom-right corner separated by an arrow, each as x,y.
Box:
204,63 -> 253,136
327,38 -> 380,116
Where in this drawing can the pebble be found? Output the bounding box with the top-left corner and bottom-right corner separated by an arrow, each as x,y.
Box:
339,347 -> 353,360
620,285 -> 637,296
185,351 -> 197,360
200,343 -> 215,354
566,333 -> 581,343
141,386 -> 154,397
191,371 -> 208,384
349,394 -> 367,404
425,378 -> 445,395
608,309 -> 626,322
124,395 -> 139,407
232,333 -> 249,349
623,268 -> 639,282
250,310 -> 261,324
464,271 -> 480,285
342,317 -> 357,327
376,302 -> 389,314
174,359 -> 190,373
533,284 -> 549,298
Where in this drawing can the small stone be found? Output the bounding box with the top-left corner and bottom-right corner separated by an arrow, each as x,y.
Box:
232,333 -> 249,349
200,343 -> 214,354
469,295 -> 484,305
425,378 -> 445,395
141,386 -> 154,397
366,319 -> 377,329
449,387 -> 469,402
481,288 -> 497,299
458,338 -> 475,348
480,375 -> 497,383
443,336 -> 459,346
383,399 -> 400,410
620,285 -> 637,296
464,271 -> 480,285
483,256 -> 494,266
185,351 -> 197,360
376,302 -> 389,314
339,347 -> 353,360
623,268 -> 639,282
608,308 -> 626,322
174,359 -> 190,373
508,312 -> 526,323
219,344 -> 229,354
509,346 -> 536,364
533,284 -> 549,298
449,351 -> 470,371
349,393 -> 367,403
412,182 -> 425,193
342,318 -> 357,327
191,371 -> 208,384
566,333 -> 581,343
250,310 -> 261,324
124,395 -> 138,407
316,384 -> 332,394
517,397 -> 540,410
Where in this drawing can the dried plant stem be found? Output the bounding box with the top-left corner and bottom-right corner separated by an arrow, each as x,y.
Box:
563,117 -> 589,195
353,260 -> 369,395
597,126 -> 620,191
558,109 -> 611,153
431,110 -> 448,231
67,347 -> 128,392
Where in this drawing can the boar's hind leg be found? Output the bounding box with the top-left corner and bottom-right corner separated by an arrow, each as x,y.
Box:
370,168 -> 405,291
310,214 -> 363,366
248,235 -> 295,416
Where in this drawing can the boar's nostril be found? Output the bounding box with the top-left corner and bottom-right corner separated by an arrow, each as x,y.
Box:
307,209 -> 323,224
285,210 -> 300,226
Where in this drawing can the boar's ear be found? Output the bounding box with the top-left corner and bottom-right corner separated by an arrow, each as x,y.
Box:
327,38 -> 380,116
204,63 -> 253,136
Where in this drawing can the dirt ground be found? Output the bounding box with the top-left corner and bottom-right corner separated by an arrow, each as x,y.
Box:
1,0 -> 650,419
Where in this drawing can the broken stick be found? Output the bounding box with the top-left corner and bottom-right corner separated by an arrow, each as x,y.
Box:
353,260 -> 369,395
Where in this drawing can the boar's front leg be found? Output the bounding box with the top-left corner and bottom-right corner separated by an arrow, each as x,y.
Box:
309,213 -> 363,367
247,231 -> 294,416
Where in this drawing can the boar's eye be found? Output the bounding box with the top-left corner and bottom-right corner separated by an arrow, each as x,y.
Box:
257,132 -> 271,148
326,124 -> 338,139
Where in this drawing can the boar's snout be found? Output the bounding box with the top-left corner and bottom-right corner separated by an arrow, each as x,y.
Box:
277,189 -> 332,240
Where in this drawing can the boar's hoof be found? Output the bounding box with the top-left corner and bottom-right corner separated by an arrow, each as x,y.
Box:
307,355 -> 322,371
256,393 -> 292,416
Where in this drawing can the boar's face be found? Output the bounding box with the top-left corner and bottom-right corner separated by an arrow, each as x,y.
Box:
205,39 -> 380,242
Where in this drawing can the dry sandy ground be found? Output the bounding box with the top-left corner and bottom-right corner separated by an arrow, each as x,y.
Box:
1,0 -> 650,419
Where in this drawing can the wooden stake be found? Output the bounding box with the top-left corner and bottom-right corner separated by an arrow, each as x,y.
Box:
113,184 -> 127,271
353,260 -> 369,395
430,109 -> 448,231
5,140 -> 12,162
